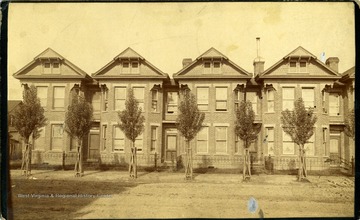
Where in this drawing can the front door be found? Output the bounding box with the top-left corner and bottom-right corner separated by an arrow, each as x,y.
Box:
88,132 -> 100,161
165,128 -> 177,163
330,136 -> 340,166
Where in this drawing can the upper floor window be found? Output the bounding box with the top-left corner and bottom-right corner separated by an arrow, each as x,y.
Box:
92,92 -> 101,112
282,87 -> 295,110
246,91 -> 258,115
133,87 -> 145,111
36,86 -> 48,108
267,90 -> 274,112
151,90 -> 158,112
43,62 -> 60,74
234,90 -> 241,110
121,61 -> 139,74
203,61 -> 221,74
53,86 -> 65,110
289,60 -> 308,73
114,87 -> 126,111
197,87 -> 209,111
215,87 -> 227,111
102,89 -> 108,111
329,93 -> 340,116
167,92 -> 178,114
302,88 -> 315,109
122,62 -> 130,74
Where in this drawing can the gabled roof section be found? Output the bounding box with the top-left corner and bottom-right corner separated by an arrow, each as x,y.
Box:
8,100 -> 21,114
257,46 -> 342,79
342,66 -> 355,78
92,47 -> 168,79
174,47 -> 251,79
13,48 -> 89,79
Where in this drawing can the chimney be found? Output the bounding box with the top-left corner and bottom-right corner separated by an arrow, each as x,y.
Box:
253,37 -> 265,77
325,57 -> 339,73
182,58 -> 192,68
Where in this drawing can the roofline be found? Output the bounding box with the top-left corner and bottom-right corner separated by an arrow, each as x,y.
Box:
92,75 -> 169,79
258,75 -> 341,79
173,75 -> 251,80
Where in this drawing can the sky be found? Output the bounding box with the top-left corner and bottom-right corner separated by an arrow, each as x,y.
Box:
7,2 -> 355,100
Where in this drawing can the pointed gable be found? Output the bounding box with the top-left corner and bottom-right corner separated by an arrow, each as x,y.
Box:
13,48 -> 88,79
92,47 -> 167,79
258,46 -> 341,79
174,47 -> 251,79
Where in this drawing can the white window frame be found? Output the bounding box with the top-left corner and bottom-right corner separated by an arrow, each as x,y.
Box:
113,125 -> 125,152
51,123 -> 64,151
246,91 -> 258,115
114,87 -> 127,111
196,126 -> 209,154
150,126 -> 157,152
302,87 -> 315,109
282,87 -> 295,111
215,126 -> 228,154
265,126 -> 275,156
166,92 -> 178,114
282,129 -> 295,155
197,87 -> 209,111
215,87 -> 228,111
267,89 -> 275,112
36,86 -> 48,109
329,93 -> 340,116
53,86 -> 65,110
102,124 -> 107,151
133,87 -> 145,112
151,90 -> 158,112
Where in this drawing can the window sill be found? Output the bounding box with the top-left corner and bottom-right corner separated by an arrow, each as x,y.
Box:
111,151 -> 125,154
264,112 -> 275,114
214,110 -> 228,113
51,109 -> 65,112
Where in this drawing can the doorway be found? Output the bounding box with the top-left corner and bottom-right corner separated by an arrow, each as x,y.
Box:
163,128 -> 177,163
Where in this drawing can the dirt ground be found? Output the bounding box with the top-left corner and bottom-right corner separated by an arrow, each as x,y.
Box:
7,169 -> 355,219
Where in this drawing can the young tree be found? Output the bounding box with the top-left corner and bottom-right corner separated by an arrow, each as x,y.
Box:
118,88 -> 145,179
65,91 -> 93,177
281,98 -> 317,181
235,100 -> 261,180
176,89 -> 205,180
12,85 -> 47,176
344,108 -> 355,140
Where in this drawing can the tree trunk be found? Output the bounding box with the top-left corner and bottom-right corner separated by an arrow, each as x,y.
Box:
129,141 -> 137,178
75,138 -> 83,177
298,145 -> 306,181
185,140 -> 193,180
21,139 -> 31,177
243,141 -> 251,180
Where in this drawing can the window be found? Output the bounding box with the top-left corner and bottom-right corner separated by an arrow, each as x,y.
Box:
234,90 -> 241,110
289,62 -> 297,72
215,87 -> 227,111
203,61 -> 221,74
282,87 -> 294,110
113,126 -> 125,152
246,92 -> 258,115
267,90 -> 274,112
197,87 -> 209,111
92,92 -> 101,112
329,93 -> 340,116
133,87 -> 145,111
53,62 -> 60,74
204,62 -> 211,74
151,90 -> 158,112
213,62 -> 221,74
131,62 -> 139,73
304,132 -> 315,156
282,130 -> 295,154
136,133 -> 143,152
196,127 -> 208,153
34,127 -> 46,150
37,86 -> 48,108
235,135 -> 241,154
122,62 -> 130,74
215,127 -> 227,153
44,62 -> 51,74
299,61 -> 307,72
302,88 -> 315,109
102,89 -> 108,111
53,86 -> 65,109
102,125 -> 107,150
322,91 -> 327,113
114,87 -> 126,110
151,126 -> 157,152
167,92 -> 178,114
51,124 -> 63,150
266,127 -> 275,155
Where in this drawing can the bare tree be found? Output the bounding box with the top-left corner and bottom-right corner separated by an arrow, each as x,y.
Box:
176,89 -> 205,180
235,100 -> 261,180
281,98 -> 317,181
344,108 -> 355,140
65,91 -> 93,177
12,85 -> 47,177
118,88 -> 145,179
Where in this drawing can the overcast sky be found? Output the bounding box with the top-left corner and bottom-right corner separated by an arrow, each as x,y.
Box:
8,2 -> 355,100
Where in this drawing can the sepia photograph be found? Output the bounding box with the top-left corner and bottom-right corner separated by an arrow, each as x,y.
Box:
5,2 -> 356,219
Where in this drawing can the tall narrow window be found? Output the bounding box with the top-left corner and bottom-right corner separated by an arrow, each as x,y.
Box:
113,126 -> 125,152
267,90 -> 274,112
53,86 -> 65,109
122,62 -> 130,74
234,90 -> 241,110
136,133 -> 143,152
246,92 -> 258,115
329,93 -> 340,116
304,132 -> 315,156
102,125 -> 107,150
282,130 -> 294,154
322,91 -> 327,113
151,90 -> 158,112
197,87 -> 209,111
196,127 -> 208,153
133,87 -> 145,111
114,87 -> 126,110
167,92 -> 178,114
37,86 -> 48,108
215,87 -> 227,111
151,126 -> 157,152
266,127 -> 274,155
215,127 -> 227,153
282,87 -> 295,110
92,92 -> 101,112
102,89 -> 108,111
302,88 -> 315,109
51,124 -> 63,150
